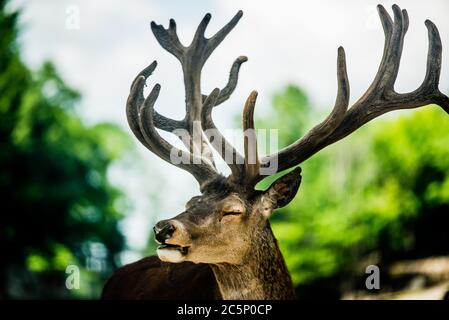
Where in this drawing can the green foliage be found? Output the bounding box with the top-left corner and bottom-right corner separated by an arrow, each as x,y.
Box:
260,85 -> 449,287
0,0 -> 128,298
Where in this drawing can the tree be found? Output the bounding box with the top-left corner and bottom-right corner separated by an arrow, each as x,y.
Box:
0,0 -> 129,298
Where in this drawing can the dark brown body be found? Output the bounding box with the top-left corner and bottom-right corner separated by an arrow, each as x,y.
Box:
101,256 -> 221,300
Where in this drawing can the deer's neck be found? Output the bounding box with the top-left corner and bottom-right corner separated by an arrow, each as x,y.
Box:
211,223 -> 295,300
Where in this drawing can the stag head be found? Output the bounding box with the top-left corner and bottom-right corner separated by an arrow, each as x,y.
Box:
127,5 -> 449,265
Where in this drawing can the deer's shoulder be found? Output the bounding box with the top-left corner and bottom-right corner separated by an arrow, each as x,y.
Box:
101,255 -> 221,300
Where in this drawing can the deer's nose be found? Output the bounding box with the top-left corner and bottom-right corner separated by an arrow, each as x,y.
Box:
154,221 -> 176,243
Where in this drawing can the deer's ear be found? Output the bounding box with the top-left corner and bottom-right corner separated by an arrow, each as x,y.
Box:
266,167 -> 302,209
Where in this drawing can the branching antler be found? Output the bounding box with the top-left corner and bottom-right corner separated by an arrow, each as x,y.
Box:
201,56 -> 248,106
127,5 -> 448,191
258,4 -> 449,178
150,11 -> 245,129
127,11 -> 247,188
129,75 -> 216,184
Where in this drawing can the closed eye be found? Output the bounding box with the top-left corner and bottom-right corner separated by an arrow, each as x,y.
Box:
220,211 -> 242,222
220,199 -> 245,219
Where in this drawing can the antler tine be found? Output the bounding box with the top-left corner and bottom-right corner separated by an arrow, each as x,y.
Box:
191,13 -> 212,49
203,10 -> 244,63
127,62 -> 157,150
261,46 -> 350,172
153,112 -> 185,132
202,89 -> 245,178
421,20 -> 443,93
129,62 -> 184,133
380,5 -> 406,91
301,47 -> 350,142
422,20 -> 449,112
243,91 -> 260,183
202,56 -> 248,106
260,4 -> 449,177
150,19 -> 185,61
365,4 -> 407,95
188,11 -> 244,63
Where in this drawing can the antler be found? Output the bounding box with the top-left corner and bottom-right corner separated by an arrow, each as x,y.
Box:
127,74 -> 217,184
128,5 -> 448,191
257,4 -> 449,178
127,11 -> 247,188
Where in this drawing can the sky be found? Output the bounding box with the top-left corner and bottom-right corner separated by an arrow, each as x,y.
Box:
11,0 -> 449,261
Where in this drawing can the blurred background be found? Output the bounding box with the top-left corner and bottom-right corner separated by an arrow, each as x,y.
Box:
1,0 -> 449,299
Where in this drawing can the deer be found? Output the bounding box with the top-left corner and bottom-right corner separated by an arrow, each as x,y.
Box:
102,4 -> 449,300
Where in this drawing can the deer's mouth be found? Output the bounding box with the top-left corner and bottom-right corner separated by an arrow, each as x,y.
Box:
158,243 -> 189,255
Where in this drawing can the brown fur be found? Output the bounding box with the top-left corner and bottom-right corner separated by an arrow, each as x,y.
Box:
101,256 -> 221,300
211,222 -> 295,299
